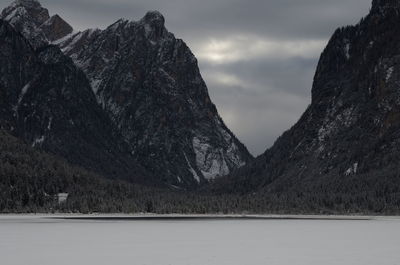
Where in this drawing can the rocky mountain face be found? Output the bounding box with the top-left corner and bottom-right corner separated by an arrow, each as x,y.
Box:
1,0 -> 252,188
218,0 -> 400,203
1,0 -> 72,48
0,19 -> 151,185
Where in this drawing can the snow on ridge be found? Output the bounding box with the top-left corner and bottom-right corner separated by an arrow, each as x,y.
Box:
51,30 -> 78,45
13,82 -> 31,114
202,158 -> 229,180
318,107 -> 355,143
144,23 -> 152,38
18,83 -> 30,104
90,78 -> 102,95
226,142 -> 246,168
32,135 -> 45,147
183,152 -> 200,183
4,7 -> 24,21
47,117 -> 52,130
215,118 -> 246,168
386,66 -> 394,82
60,31 -> 84,53
345,162 -> 358,176
344,43 -> 350,59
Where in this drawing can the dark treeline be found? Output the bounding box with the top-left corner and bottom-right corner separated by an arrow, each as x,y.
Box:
1,129 -> 400,215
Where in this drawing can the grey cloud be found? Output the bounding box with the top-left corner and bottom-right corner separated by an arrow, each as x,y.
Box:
207,81 -> 309,155
203,56 -> 316,155
203,56 -> 319,97
1,0 -> 371,38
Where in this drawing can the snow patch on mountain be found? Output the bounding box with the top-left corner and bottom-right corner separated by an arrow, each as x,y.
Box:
192,136 -> 230,180
32,135 -> 45,147
345,162 -> 358,176
184,152 -> 200,183
386,66 -> 394,82
13,82 -> 31,114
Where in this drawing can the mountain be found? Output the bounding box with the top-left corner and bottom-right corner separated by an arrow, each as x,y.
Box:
214,0 -> 400,212
1,0 -> 252,188
58,12 -> 253,187
0,18 -> 151,185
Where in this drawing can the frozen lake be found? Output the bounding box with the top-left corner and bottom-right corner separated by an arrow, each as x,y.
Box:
1,215 -> 400,265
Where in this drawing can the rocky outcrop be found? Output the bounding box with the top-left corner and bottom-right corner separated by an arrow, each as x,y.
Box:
1,0 -> 72,48
40,14 -> 73,42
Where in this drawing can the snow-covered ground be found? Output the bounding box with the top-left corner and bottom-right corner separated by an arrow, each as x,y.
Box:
0,215 -> 399,265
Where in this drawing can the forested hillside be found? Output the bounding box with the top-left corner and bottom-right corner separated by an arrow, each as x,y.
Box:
0,129 -> 251,214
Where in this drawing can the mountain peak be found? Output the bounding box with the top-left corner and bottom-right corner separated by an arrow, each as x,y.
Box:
2,0 -> 49,27
139,10 -> 167,39
11,0 -> 42,9
141,10 -> 165,26
1,0 -> 74,47
40,14 -> 73,41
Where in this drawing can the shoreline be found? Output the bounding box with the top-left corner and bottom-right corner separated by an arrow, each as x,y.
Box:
1,213 -> 399,221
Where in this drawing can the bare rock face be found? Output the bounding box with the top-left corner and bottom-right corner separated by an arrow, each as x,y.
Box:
222,0 -> 400,201
1,0 -> 72,48
39,14 -> 73,42
371,0 -> 400,12
1,1 -> 252,188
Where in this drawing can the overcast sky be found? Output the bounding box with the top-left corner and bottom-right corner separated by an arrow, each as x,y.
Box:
1,0 -> 372,155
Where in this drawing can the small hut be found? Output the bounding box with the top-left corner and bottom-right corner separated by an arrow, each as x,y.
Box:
57,193 -> 69,204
